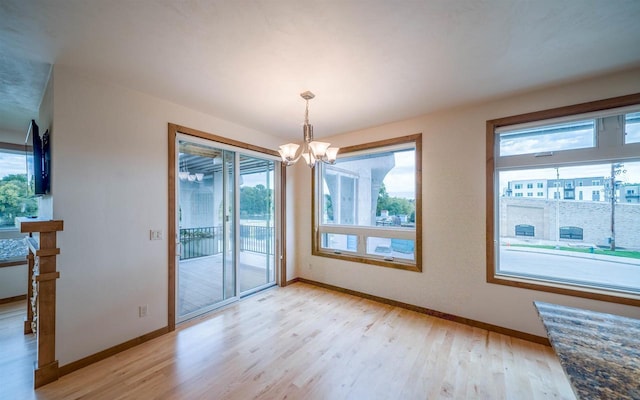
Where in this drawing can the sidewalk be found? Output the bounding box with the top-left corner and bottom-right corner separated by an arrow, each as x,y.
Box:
502,245 -> 640,266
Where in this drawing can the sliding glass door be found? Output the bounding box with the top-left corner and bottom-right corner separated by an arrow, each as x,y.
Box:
175,135 -> 279,322
239,155 -> 277,295
176,140 -> 236,321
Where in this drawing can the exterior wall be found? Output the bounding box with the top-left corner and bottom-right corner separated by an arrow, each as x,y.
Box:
179,174 -> 220,229
621,184 -> 640,203
500,197 -> 640,249
324,155 -> 394,226
507,177 -> 608,201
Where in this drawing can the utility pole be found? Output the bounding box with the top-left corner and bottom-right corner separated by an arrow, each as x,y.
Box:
610,163 -> 616,251
554,167 -> 560,249
610,162 -> 626,251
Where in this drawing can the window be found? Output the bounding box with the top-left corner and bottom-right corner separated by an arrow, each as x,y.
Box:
564,189 -> 575,200
537,183 -> 544,188
515,193 -> 523,197
625,112 -> 640,144
515,224 -> 534,237
0,143 -> 37,265
537,192 -> 544,197
560,226 -> 583,240
527,192 -> 533,197
313,134 -> 421,271
487,94 -> 640,305
514,183 -> 522,189
498,119 -> 595,156
526,183 -> 533,189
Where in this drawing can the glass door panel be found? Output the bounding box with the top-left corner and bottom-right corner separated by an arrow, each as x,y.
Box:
239,155 -> 276,294
177,140 -> 236,321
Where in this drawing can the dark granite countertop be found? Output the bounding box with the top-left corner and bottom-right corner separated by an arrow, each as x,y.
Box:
534,301 -> 640,400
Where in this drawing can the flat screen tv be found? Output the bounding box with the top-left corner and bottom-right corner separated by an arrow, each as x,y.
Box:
25,119 -> 50,195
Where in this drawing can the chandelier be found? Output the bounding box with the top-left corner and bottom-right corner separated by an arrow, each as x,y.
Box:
178,156 -> 204,182
278,91 -> 339,167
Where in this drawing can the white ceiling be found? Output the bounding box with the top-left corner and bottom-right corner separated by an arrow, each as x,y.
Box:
1,0 -> 640,141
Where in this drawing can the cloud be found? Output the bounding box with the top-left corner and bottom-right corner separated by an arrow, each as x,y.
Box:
0,153 -> 27,179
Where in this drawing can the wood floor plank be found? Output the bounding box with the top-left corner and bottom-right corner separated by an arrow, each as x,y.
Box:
1,282 -> 575,399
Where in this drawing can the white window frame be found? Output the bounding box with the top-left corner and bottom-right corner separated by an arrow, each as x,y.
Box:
486,94 -> 640,306
312,134 -> 422,271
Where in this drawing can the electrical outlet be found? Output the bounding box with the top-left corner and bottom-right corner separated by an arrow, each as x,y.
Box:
149,230 -> 163,240
139,305 -> 148,318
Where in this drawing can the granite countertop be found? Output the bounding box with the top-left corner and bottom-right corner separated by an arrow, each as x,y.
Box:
534,301 -> 640,400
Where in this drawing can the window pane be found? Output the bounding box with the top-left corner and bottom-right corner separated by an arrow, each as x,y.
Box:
499,120 -> 595,156
625,112 -> 640,144
321,149 -> 415,228
497,161 -> 640,293
0,148 -> 35,263
366,237 -> 414,260
321,233 -> 357,252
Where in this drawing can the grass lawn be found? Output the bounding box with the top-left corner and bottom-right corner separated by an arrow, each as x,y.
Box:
509,244 -> 640,260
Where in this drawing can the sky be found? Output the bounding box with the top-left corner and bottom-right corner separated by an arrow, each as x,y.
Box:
0,152 -> 28,179
383,150 -> 415,199
497,114 -> 640,193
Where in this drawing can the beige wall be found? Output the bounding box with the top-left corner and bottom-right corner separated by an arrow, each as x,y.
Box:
51,65 -> 287,365
293,68 -> 640,337
0,129 -> 26,145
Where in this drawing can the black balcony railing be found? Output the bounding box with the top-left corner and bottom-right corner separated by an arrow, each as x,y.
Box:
239,225 -> 273,255
180,227 -> 223,260
180,225 -> 274,260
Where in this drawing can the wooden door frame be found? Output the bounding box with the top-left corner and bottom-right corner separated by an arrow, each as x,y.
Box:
167,123 -> 286,331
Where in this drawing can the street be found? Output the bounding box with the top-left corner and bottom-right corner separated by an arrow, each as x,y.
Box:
499,248 -> 640,291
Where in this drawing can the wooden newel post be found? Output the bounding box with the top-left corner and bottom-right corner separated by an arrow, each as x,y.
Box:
18,218 -> 64,389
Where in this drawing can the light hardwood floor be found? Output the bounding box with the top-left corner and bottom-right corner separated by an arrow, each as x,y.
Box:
0,299 -> 36,398
2,282 -> 575,399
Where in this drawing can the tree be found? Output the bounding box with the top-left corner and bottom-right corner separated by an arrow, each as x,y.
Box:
0,174 -> 37,226
376,183 -> 391,216
324,194 -> 333,221
376,183 -> 415,220
240,184 -> 272,218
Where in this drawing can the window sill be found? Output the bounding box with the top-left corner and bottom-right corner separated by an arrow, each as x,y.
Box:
312,249 -> 421,272
0,260 -> 27,269
488,273 -> 640,307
